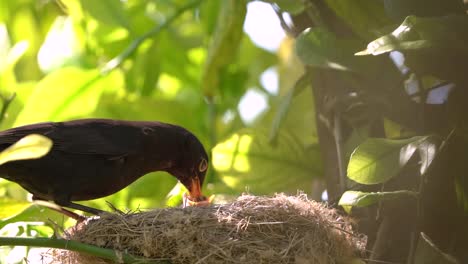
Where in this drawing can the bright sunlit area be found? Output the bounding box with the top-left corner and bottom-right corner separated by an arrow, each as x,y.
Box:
238,1 -> 286,125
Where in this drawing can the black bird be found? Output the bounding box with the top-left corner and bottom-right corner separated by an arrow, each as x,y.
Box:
0,119 -> 209,217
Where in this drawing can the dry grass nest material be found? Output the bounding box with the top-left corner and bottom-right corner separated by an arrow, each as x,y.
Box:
57,194 -> 366,264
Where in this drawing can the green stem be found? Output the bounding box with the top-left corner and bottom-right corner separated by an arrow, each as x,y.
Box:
0,237 -> 169,264
101,0 -> 203,74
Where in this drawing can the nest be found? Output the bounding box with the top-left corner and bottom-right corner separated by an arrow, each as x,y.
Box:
52,194 -> 366,264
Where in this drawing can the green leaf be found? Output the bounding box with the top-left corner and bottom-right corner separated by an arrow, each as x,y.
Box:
212,128 -> 322,194
0,204 -> 70,230
339,190 -> 418,213
324,0 -> 391,40
356,15 -> 468,56
199,0 -> 222,35
347,136 -> 426,184
37,16 -> 81,73
201,0 -> 247,97
269,73 -> 310,143
295,27 -> 363,71
165,182 -> 186,207
0,134 -> 52,166
14,67 -> 123,126
93,94 -> 205,139
0,198 -> 30,220
79,0 -> 130,29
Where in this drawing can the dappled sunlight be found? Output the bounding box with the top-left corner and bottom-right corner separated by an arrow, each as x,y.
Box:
238,89 -> 268,124
260,66 -> 279,95
222,175 -> 241,189
187,47 -> 206,65
38,17 -> 79,72
244,1 -> 286,52
156,73 -> 182,99
212,133 -> 252,173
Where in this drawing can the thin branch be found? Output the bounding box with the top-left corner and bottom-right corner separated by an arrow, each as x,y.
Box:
101,0 -> 202,74
0,237 -> 169,264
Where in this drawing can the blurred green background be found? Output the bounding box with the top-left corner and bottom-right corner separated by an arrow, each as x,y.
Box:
1,0 -> 467,263
0,1 -> 320,258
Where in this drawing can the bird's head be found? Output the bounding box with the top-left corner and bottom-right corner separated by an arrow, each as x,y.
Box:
167,132 -> 209,203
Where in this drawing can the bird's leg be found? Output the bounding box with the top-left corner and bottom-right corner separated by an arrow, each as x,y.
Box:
33,200 -> 87,222
51,194 -> 107,215
64,201 -> 106,216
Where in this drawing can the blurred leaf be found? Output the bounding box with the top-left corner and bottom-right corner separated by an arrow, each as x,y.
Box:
79,0 -> 130,29
383,0 -> 465,22
201,0 -> 247,98
199,0 -> 221,35
212,128 -> 322,194
0,204 -> 70,230
165,182 -> 186,207
14,67 -> 123,126
295,27 -> 363,71
259,75 -> 317,147
0,82 -> 36,130
94,94 -> 206,139
38,16 -> 81,73
339,190 -> 417,213
126,172 -> 178,209
324,0 -> 391,40
414,232 -> 459,264
10,6 -> 43,81
260,0 -> 305,15
348,136 -> 426,184
0,134 -> 52,166
0,198 -> 30,220
356,15 -> 468,56
139,41 -> 161,96
269,73 -> 310,143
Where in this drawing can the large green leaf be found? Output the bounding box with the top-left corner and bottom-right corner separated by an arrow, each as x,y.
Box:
347,136 -> 426,184
14,67 -> 124,126
0,198 -> 30,220
324,0 -> 391,40
201,0 -> 247,97
339,190 -> 417,213
295,27 -> 368,72
0,203 -> 71,230
79,0 -> 130,29
212,128 -> 322,194
93,94 -> 206,140
0,134 -> 52,166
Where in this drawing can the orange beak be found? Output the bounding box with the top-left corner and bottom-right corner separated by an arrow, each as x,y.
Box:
183,176 -> 214,207
188,177 -> 203,201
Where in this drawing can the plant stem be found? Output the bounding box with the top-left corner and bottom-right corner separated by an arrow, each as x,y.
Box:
0,237 -> 169,264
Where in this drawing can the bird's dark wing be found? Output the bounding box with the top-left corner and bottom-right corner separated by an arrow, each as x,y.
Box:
0,119 -> 155,157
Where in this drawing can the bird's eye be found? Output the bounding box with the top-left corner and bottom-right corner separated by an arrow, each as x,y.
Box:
198,158 -> 208,172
